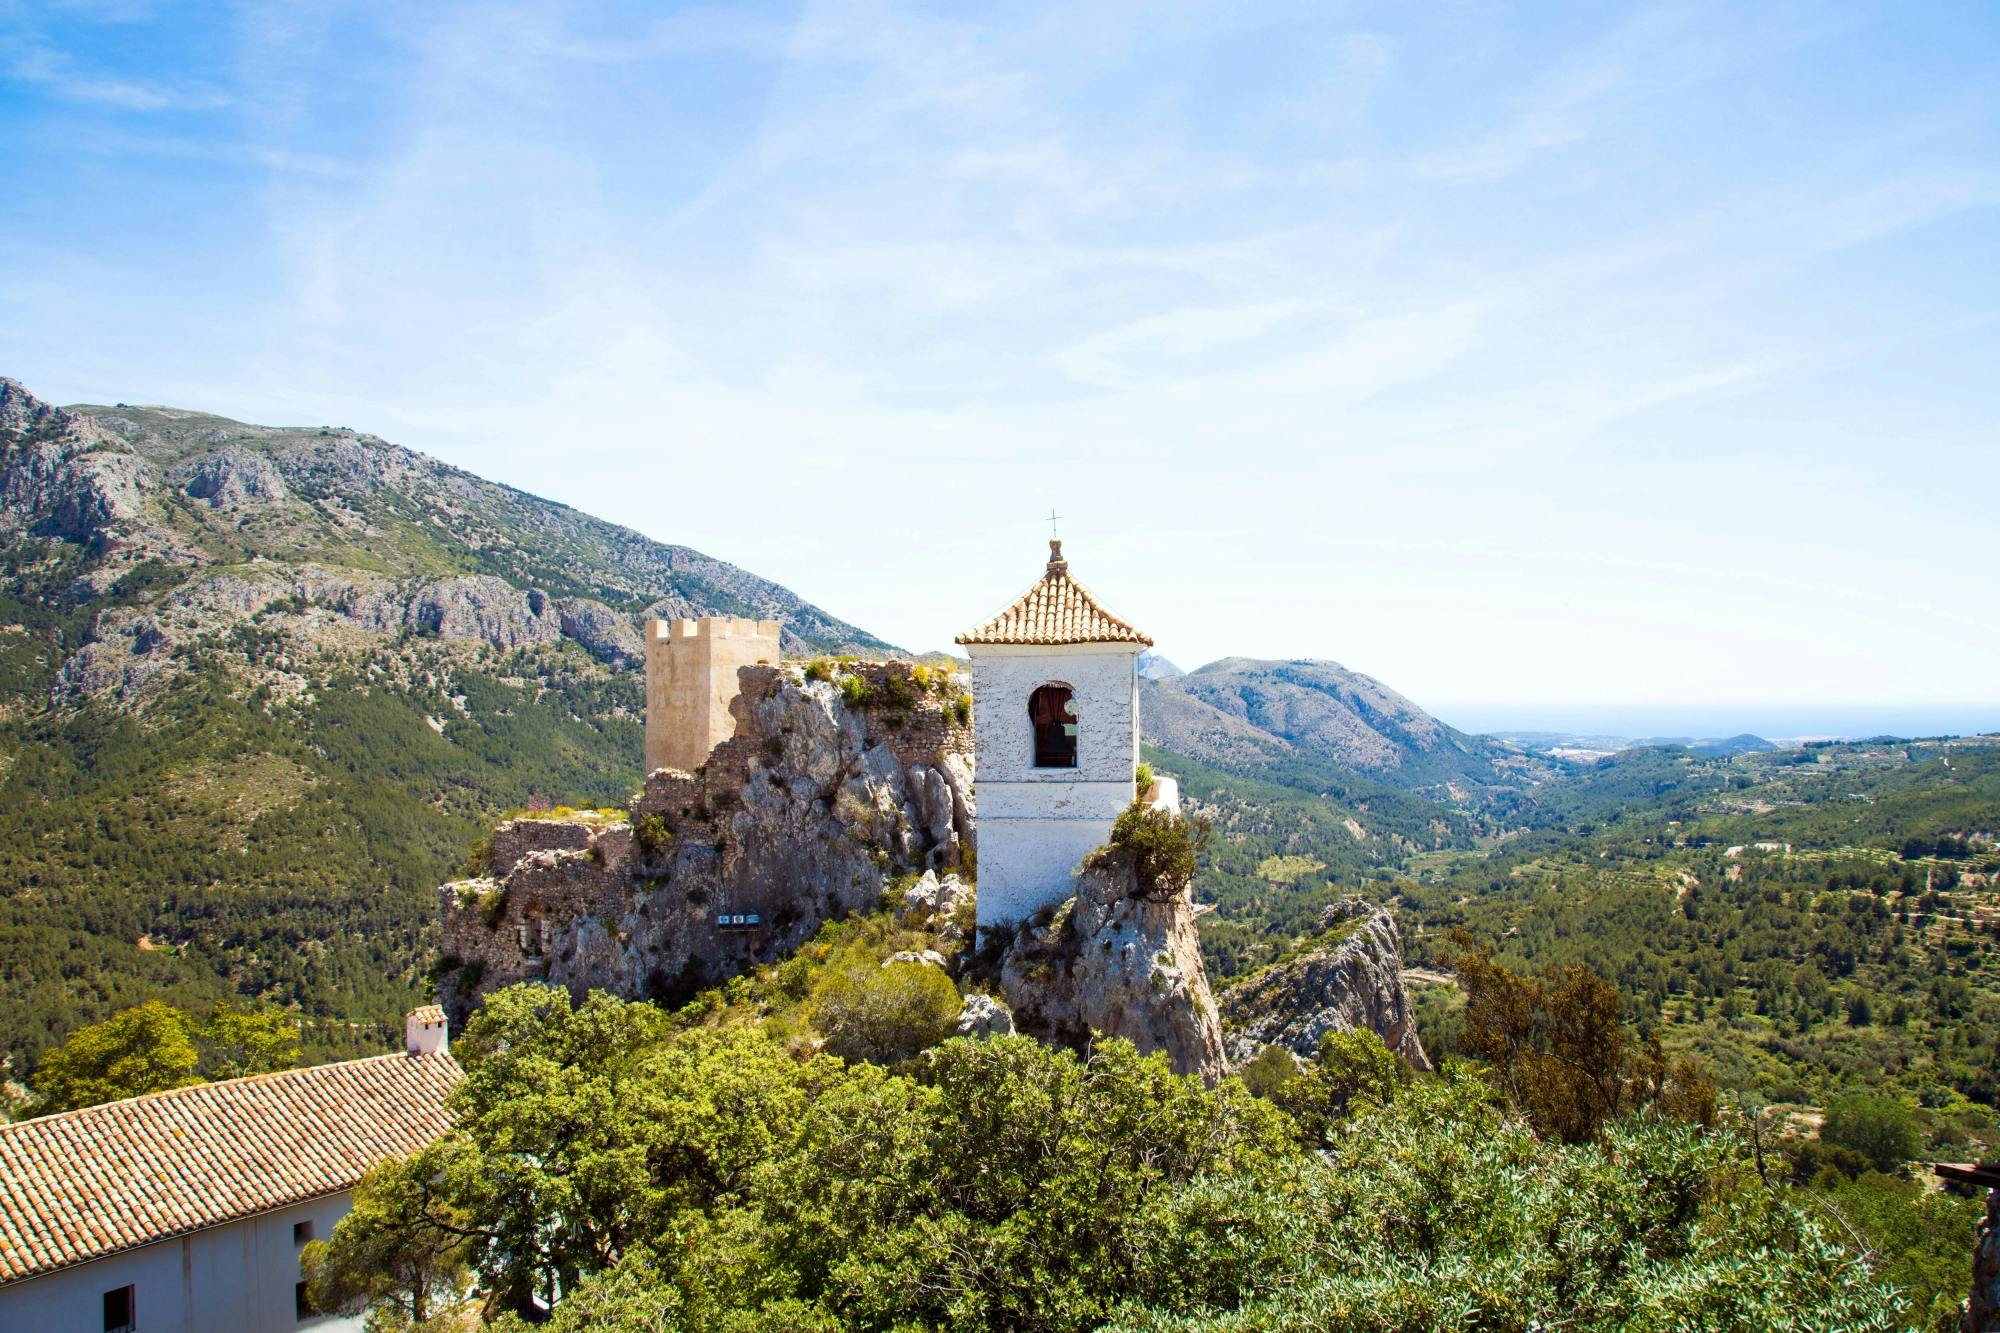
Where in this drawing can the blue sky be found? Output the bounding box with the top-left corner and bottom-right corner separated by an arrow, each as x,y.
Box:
3,2 -> 1997,735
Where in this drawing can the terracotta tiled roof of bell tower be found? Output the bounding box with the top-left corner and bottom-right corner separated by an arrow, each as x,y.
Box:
956,541 -> 1153,647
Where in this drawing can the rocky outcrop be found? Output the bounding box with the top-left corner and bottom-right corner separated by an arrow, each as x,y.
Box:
998,840 -> 1229,1084
176,448 -> 289,507
1968,1184 -> 1999,1333
556,598 -> 646,666
0,379 -> 193,572
1219,899 -> 1430,1071
436,660 -> 975,1021
48,568 -> 656,706
0,377 -> 68,438
895,868 -> 975,948
954,994 -> 1015,1039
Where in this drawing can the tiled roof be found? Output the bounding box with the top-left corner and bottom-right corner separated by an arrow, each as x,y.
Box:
956,541 -> 1153,647
0,1052 -> 460,1285
408,1004 -> 445,1026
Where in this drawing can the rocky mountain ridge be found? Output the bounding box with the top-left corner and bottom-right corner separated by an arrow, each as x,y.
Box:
1143,656 -> 1557,804
0,376 -> 890,1067
2,378 -> 887,702
1219,899 -> 1430,1071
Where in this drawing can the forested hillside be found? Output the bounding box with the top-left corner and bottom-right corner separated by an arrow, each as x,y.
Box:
1177,731 -> 2000,1151
0,379 -> 884,1073
1397,740 -> 2000,1110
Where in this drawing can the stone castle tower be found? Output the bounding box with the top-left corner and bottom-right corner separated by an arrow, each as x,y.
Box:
956,540 -> 1152,932
644,616 -> 781,774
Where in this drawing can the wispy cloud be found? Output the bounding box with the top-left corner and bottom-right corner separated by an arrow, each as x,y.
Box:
3,38 -> 227,110
3,0 -> 1997,708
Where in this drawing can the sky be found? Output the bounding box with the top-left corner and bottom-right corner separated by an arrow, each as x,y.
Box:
2,1 -> 1997,737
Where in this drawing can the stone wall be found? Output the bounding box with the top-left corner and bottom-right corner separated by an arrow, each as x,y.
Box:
437,658 -> 974,1022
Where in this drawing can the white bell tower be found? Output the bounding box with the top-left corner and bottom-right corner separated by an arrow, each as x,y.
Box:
956,540 -> 1152,933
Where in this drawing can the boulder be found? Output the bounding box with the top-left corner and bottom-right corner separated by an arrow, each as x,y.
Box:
954,994 -> 1015,1040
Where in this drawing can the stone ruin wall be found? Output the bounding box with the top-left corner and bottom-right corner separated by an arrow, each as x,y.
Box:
437,658 -> 975,1022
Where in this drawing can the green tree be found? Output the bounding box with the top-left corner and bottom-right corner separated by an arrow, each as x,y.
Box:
1261,1030 -> 1407,1146
1236,1044 -> 1299,1100
196,1003 -> 303,1079
1821,1093 -> 1922,1173
301,1147 -> 475,1328
752,1033 -> 1294,1332
29,1001 -> 200,1113
1110,1071 -> 1907,1333
445,987 -> 817,1317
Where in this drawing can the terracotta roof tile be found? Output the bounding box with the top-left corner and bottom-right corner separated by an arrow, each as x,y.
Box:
956,541 -> 1153,647
0,1052 -> 460,1285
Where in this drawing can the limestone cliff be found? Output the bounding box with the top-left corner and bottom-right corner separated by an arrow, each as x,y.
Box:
1219,900 -> 1430,1071
436,659 -> 974,1019
997,840 -> 1230,1085
1969,1183 -> 1998,1333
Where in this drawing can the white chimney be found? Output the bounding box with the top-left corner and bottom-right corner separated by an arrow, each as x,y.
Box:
406,1005 -> 448,1057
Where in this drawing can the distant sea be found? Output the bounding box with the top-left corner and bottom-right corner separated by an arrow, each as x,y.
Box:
1433,703 -> 2000,745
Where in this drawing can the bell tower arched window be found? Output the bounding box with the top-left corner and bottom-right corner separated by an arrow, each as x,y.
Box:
1029,684 -> 1077,769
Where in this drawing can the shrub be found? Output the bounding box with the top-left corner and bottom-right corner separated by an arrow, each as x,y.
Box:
461,832 -> 492,879
951,691 -> 973,727
1134,762 -> 1155,795
1822,1093 -> 1922,1172
876,670 -> 917,710
634,812 -> 671,854
1094,801 -> 1211,896
804,658 -> 834,683
1264,1029 -> 1409,1145
809,961 -> 961,1064
1238,1044 -> 1300,1099
838,674 -> 876,709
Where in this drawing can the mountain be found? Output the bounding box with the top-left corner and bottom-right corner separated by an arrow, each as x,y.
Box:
0,377 -> 886,1069
1137,649 -> 1184,680
1490,731 -> 1781,759
1142,657 -> 1556,805
1685,733 -> 1780,757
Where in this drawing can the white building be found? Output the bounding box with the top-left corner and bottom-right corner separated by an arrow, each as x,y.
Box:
0,1008 -> 459,1333
957,540 -> 1156,932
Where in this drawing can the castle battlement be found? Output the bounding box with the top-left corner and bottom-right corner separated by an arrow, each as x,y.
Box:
653,616 -> 783,642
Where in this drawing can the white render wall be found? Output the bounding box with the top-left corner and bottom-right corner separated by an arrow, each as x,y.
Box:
0,1194 -> 361,1333
967,641 -> 1141,929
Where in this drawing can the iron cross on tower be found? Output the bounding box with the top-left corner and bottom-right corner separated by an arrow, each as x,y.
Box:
1047,509 -> 1061,539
